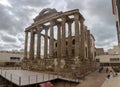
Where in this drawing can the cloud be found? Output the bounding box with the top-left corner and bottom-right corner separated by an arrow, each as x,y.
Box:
66,0 -> 117,51
0,0 -> 117,52
1,34 -> 17,43
9,0 -> 50,7
0,0 -> 50,50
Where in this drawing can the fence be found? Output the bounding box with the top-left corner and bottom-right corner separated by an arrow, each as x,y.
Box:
0,67 -> 21,70
0,69 -> 79,86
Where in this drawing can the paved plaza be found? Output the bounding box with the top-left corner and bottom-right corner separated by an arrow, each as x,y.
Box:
101,74 -> 120,87
77,71 -> 106,87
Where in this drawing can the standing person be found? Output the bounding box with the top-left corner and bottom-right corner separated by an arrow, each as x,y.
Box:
98,67 -> 103,73
106,70 -> 113,79
109,70 -> 113,78
106,67 -> 109,73
107,73 -> 110,79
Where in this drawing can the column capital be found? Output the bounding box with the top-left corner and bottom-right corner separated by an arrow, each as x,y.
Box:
36,26 -> 42,31
57,23 -> 61,28
61,16 -> 66,22
25,31 -> 28,33
30,28 -> 34,34
80,18 -> 84,24
74,13 -> 79,20
68,20 -> 73,25
50,20 -> 55,26
45,28 -> 49,31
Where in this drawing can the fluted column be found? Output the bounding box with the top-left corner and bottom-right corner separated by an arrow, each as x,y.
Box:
29,29 -> 35,60
61,16 -> 66,57
49,21 -> 54,58
80,19 -> 85,60
68,21 -> 72,58
57,23 -> 61,58
36,27 -> 41,59
87,30 -> 91,60
74,13 -> 80,58
24,31 -> 28,60
44,29 -> 48,58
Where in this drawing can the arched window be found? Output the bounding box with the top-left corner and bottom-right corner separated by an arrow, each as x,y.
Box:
56,43 -> 57,47
72,49 -> 74,55
66,41 -> 68,45
72,39 -> 75,45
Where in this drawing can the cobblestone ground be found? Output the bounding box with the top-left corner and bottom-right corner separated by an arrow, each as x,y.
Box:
77,71 -> 106,87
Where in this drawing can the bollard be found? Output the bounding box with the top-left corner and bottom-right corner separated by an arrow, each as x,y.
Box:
28,76 -> 30,84
11,74 -> 12,81
36,75 -> 38,83
53,74 -> 54,79
48,74 -> 50,80
43,74 -> 44,81
1,69 -> 2,75
5,71 -> 6,77
19,77 -> 21,86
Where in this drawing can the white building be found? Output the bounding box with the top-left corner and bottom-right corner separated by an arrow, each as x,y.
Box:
95,45 -> 120,67
108,45 -> 120,55
0,51 -> 23,66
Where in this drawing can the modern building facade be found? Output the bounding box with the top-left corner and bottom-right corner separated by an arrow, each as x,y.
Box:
96,48 -> 105,56
0,51 -> 23,67
108,45 -> 120,54
96,45 -> 120,68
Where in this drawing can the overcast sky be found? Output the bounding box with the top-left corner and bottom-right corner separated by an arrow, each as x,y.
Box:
0,0 -> 117,52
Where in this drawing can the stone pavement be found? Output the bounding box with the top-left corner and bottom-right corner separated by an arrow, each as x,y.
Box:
101,74 -> 120,87
77,71 -> 106,87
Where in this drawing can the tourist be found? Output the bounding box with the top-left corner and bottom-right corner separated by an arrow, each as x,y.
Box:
107,70 -> 114,79
107,73 -> 110,79
109,70 -> 113,78
106,67 -> 109,73
98,67 -> 103,73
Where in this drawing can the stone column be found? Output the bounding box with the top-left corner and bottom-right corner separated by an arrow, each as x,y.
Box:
49,21 -> 54,58
36,27 -> 41,59
68,21 -> 72,58
87,30 -> 91,61
29,29 -> 35,60
80,19 -> 85,60
74,13 -> 80,58
44,29 -> 48,58
61,16 -> 66,57
57,23 -> 61,58
24,31 -> 28,60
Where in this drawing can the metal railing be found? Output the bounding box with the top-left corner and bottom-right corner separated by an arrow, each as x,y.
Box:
0,67 -> 21,70
0,69 -> 79,86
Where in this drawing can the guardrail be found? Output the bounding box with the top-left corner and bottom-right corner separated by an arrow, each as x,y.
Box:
0,67 -> 21,70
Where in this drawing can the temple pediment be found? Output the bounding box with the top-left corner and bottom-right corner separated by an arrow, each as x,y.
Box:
34,8 -> 58,22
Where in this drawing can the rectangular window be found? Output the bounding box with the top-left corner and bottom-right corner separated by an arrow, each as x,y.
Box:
110,58 -> 120,62
10,57 -> 20,61
96,59 -> 99,62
